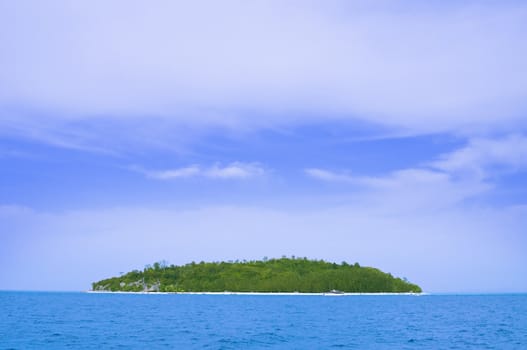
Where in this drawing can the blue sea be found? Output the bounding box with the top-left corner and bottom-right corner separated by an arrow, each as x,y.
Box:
1,292 -> 526,349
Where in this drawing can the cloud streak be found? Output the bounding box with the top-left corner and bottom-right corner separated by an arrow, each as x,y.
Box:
138,162 -> 266,180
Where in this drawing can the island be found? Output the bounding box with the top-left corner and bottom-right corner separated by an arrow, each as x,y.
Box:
92,257 -> 422,293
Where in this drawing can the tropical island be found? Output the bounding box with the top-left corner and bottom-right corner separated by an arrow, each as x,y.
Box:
92,257 -> 422,293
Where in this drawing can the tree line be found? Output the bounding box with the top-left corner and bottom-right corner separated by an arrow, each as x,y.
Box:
92,257 -> 422,293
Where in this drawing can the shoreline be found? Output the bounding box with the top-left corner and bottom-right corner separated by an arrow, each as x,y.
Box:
86,291 -> 427,296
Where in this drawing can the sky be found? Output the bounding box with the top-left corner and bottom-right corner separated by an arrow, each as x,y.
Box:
1,0 -> 527,293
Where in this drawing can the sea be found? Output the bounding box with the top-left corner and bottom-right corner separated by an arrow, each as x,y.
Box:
0,292 -> 526,349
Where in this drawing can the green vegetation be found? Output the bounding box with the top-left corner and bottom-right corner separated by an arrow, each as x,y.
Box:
92,257 -> 422,293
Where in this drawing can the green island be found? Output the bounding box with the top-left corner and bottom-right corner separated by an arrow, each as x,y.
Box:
92,257 -> 422,293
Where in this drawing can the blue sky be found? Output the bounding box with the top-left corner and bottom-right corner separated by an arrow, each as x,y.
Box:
1,1 -> 527,292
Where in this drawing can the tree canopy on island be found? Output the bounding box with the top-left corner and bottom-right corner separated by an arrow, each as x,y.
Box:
92,257 -> 422,293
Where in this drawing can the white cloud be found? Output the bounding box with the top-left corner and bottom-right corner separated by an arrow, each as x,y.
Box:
205,162 -> 265,179
1,1 -> 527,149
305,134 -> 527,208
141,162 -> 265,180
431,134 -> 527,179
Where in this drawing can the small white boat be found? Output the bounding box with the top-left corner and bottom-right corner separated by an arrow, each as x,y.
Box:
324,289 -> 345,296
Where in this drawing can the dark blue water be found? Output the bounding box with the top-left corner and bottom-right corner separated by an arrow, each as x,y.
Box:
1,292 -> 526,349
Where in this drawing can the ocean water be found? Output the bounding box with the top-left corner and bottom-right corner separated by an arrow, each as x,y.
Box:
0,292 -> 526,349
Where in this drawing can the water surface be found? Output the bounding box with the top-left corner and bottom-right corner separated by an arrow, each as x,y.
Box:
1,292 -> 526,349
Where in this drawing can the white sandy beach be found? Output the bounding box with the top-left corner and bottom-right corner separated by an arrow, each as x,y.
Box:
87,291 -> 426,296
